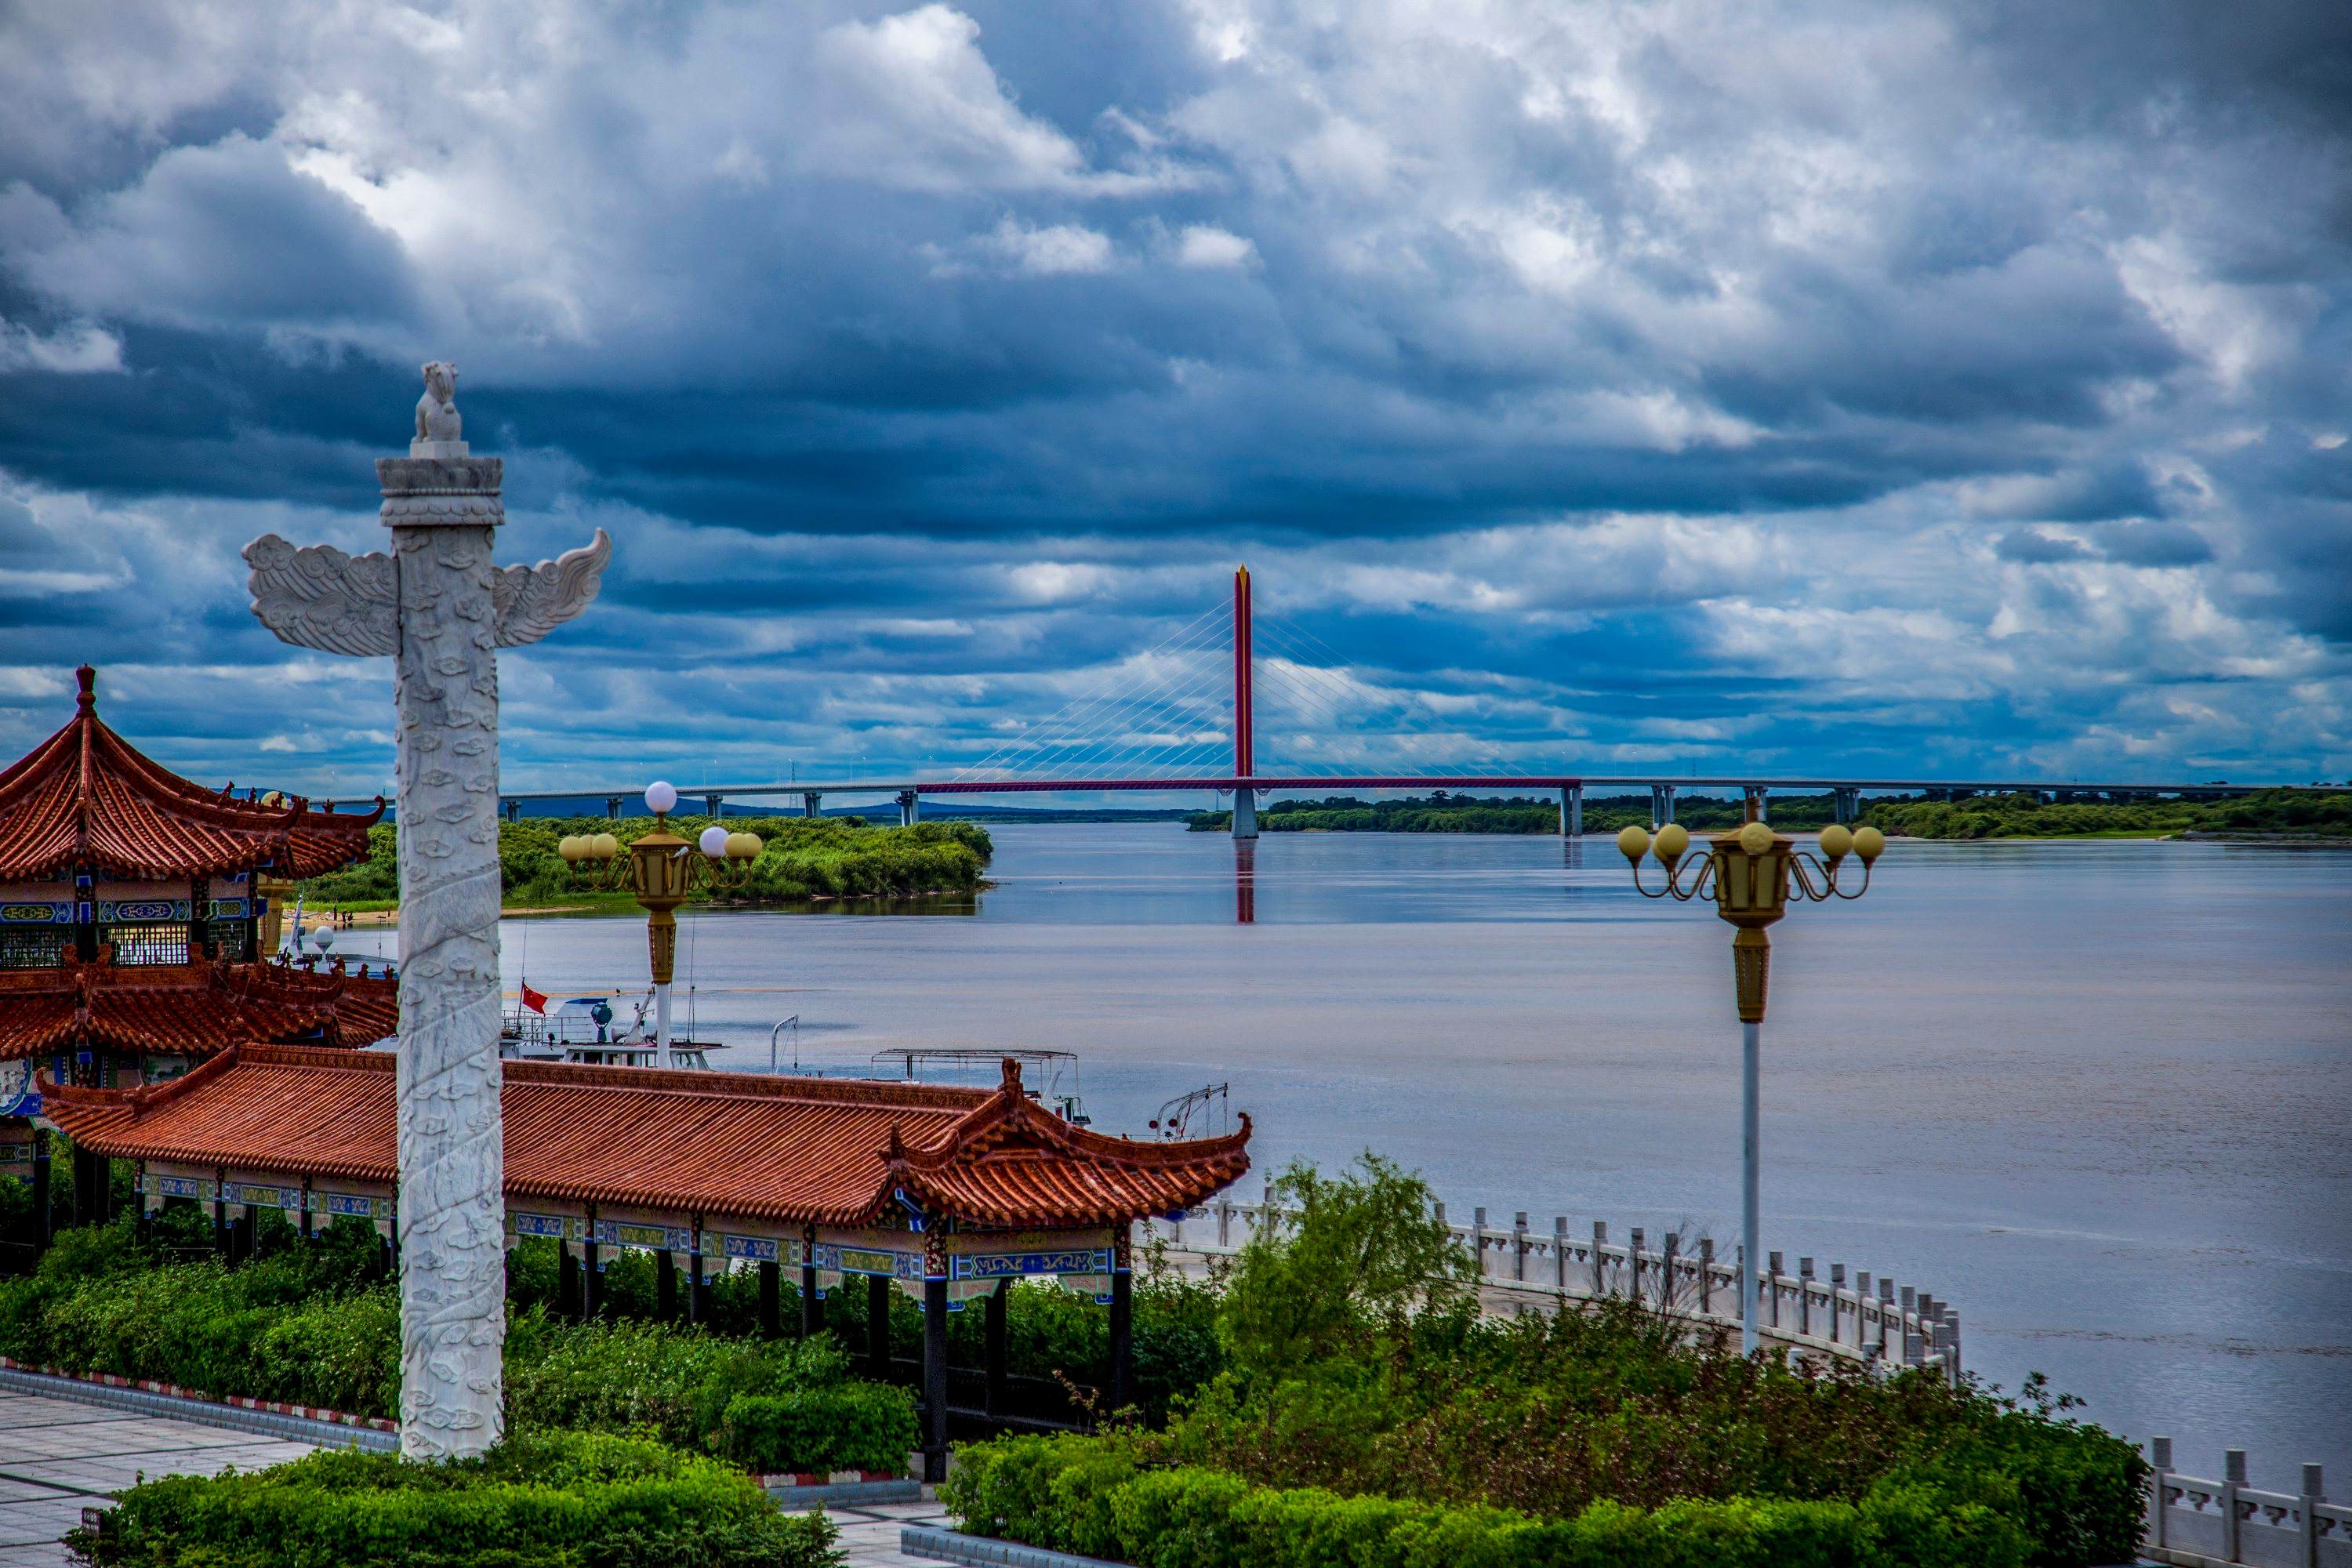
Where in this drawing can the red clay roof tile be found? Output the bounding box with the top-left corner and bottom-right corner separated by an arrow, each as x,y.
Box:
0,666 -> 379,880
44,1047 -> 1249,1229
0,959 -> 397,1060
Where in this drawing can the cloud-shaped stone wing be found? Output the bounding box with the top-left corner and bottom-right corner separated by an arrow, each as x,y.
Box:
244,534 -> 397,655
494,528 -> 612,648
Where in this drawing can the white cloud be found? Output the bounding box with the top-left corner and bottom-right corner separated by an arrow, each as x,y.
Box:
0,317 -> 125,373
806,6 -> 1197,198
1171,223 -> 1256,269
978,217 -> 1118,276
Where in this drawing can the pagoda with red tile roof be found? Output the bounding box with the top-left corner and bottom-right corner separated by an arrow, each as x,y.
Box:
0,667 -> 395,1118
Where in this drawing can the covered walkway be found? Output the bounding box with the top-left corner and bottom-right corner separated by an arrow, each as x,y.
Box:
42,1048 -> 1250,1479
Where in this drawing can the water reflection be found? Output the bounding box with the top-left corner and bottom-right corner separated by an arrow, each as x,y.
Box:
1234,837 -> 1257,924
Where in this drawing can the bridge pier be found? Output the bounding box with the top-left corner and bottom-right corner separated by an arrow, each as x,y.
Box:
896,789 -> 920,828
1833,786 -> 1860,826
1231,788 -> 1258,839
605,796 -> 624,820
1743,785 -> 1768,822
703,793 -> 723,820
801,792 -> 822,818
502,797 -> 521,823
1650,784 -> 1677,829
1559,785 -> 1583,837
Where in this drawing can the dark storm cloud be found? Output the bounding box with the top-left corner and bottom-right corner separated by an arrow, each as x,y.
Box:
0,0 -> 2345,786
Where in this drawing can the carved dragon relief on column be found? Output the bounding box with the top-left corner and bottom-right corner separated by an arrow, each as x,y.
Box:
241,362 -> 609,1462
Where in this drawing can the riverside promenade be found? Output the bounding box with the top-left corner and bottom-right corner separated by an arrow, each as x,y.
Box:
0,1391 -> 321,1566
0,1385 -> 951,1568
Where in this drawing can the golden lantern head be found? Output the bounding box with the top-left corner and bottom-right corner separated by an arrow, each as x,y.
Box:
1817,823 -> 1853,861
559,835 -> 584,862
724,830 -> 763,861
1653,822 -> 1690,867
1852,824 -> 1886,862
1709,822 -> 1791,930
590,832 -> 619,862
630,827 -> 692,909
1617,824 -> 1652,862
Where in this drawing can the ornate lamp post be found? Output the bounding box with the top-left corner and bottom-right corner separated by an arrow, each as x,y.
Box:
1616,806 -> 1884,1356
561,781 -> 760,1068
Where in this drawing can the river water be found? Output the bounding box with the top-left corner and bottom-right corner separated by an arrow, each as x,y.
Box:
332,823 -> 2352,1483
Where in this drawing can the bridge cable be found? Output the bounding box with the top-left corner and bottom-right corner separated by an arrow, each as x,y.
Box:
1030,654 -> 1236,783
948,604 -> 1227,781
1014,634 -> 1229,780
946,601 -> 1226,779
952,617 -> 1226,782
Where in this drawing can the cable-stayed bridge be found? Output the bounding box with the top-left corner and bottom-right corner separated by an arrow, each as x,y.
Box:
434,568 -> 2315,838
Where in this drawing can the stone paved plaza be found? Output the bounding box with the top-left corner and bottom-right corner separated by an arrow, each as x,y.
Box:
0,1390 -> 946,1567
0,1392 -> 318,1566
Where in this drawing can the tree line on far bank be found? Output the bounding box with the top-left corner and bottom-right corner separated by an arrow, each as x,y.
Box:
1185,788 -> 2350,840
298,815 -> 994,910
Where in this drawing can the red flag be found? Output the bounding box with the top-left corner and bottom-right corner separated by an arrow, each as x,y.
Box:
521,984 -> 549,1014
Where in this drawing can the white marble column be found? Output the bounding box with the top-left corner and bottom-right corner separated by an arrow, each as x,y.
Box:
246,363 -> 608,1461
379,449 -> 508,1458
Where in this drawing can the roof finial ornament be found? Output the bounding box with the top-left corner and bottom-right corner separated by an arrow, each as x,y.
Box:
414,361 -> 465,456
76,665 -> 96,712
1000,1056 -> 1023,1092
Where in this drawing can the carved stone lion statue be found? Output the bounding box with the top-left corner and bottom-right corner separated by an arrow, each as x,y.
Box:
416,361 -> 461,443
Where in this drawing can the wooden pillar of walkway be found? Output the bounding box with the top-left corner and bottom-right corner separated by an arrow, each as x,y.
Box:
27,1142 -> 51,1258
800,1231 -> 822,1338
581,1208 -> 601,1322
657,1250 -> 678,1320
1109,1261 -> 1134,1415
559,1247 -> 582,1319
70,1144 -> 111,1230
689,1249 -> 708,1326
867,1274 -> 893,1379
984,1279 -> 1010,1417
921,1275 -> 949,1483
758,1261 -> 782,1338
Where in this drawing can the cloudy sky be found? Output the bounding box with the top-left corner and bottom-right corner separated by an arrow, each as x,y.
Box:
2,0 -> 2347,797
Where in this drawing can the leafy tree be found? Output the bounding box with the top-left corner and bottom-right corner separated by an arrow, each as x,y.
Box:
1217,1154 -> 1472,1377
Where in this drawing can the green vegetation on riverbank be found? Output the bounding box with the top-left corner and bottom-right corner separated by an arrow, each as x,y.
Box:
1187,788 -> 2352,840
298,815 -> 992,911
946,1155 -> 2146,1568
1858,788 -> 2351,841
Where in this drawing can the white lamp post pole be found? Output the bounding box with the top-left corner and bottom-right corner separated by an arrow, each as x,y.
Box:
1617,809 -> 1883,1363
1741,1018 -> 1762,1357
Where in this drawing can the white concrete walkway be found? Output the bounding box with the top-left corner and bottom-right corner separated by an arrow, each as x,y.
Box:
824,1496 -> 954,1567
0,1391 -> 321,1566
0,1388 -> 947,1567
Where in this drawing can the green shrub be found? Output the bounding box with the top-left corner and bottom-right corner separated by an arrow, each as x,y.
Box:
503,1314 -> 858,1453
67,1428 -> 841,1568
948,1159 -> 2146,1568
946,1436 -> 2053,1568
717,1384 -> 918,1474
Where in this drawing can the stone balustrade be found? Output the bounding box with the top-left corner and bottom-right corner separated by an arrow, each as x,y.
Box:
1138,1187 -> 1962,1382
2144,1441 -> 2346,1568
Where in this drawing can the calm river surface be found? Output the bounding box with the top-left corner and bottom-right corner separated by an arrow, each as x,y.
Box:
337,824 -> 2352,1481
